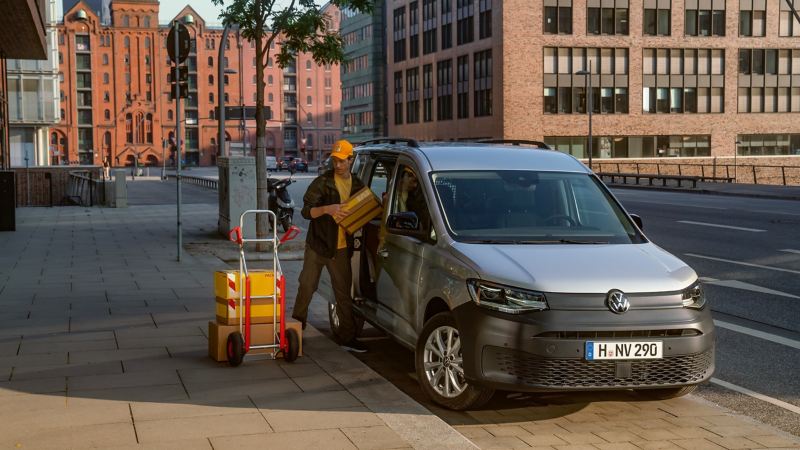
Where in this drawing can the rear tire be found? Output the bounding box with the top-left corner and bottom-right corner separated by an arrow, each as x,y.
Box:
328,302 -> 365,339
415,312 -> 494,410
284,328 -> 300,362
636,385 -> 697,400
280,212 -> 292,233
226,332 -> 245,367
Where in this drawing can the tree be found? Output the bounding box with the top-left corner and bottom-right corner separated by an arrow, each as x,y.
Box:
212,0 -> 373,246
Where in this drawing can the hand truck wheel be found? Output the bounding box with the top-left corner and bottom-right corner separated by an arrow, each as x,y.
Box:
284,328 -> 300,363
226,332 -> 245,367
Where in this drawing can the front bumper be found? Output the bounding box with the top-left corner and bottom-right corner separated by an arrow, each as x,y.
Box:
452,303 -> 715,392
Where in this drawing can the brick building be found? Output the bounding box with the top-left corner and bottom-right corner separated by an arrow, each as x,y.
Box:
55,0 -> 341,167
387,0 -> 800,161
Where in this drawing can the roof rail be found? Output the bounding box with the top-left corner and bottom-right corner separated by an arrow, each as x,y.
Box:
478,139 -> 551,149
357,137 -> 420,148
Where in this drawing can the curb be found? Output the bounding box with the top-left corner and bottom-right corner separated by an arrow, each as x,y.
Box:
607,183 -> 800,201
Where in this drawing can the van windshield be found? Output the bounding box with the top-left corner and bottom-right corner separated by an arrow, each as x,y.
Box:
431,171 -> 644,244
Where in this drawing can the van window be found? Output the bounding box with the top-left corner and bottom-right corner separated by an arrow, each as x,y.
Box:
391,165 -> 432,234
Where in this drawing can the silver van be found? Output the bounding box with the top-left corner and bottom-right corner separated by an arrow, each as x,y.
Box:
329,139 -> 715,410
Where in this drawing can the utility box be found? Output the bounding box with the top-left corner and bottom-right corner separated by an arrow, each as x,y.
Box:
111,170 -> 127,208
0,171 -> 15,231
218,156 -> 256,236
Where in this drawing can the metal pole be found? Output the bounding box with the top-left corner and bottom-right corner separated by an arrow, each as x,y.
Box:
587,61 -> 593,171
175,20 -> 183,262
161,138 -> 166,180
219,24 -> 231,160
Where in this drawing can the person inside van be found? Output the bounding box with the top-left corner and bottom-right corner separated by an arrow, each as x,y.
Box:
396,167 -> 430,231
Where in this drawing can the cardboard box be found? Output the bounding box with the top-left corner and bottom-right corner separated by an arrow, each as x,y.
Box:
214,269 -> 275,300
337,187 -> 382,234
215,296 -> 282,326
208,320 -> 303,362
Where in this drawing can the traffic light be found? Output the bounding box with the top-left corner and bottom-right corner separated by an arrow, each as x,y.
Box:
170,65 -> 189,100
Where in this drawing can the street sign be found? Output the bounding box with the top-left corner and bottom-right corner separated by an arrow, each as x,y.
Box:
167,23 -> 191,64
214,106 -> 272,121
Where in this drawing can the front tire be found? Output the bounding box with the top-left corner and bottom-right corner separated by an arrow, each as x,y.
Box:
636,385 -> 697,400
280,210 -> 293,233
284,328 -> 300,362
226,332 -> 245,367
415,312 -> 494,410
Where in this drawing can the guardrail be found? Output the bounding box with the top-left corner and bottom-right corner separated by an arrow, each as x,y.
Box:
594,161 -> 800,186
66,170 -> 106,206
169,174 -> 218,190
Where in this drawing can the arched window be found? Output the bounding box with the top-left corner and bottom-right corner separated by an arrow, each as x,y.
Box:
104,109 -> 110,120
306,60 -> 312,70
209,92 -> 214,103
168,110 -> 173,120
306,96 -> 312,105
210,109 -> 215,120
268,93 -> 274,102
224,93 -> 229,103
211,137 -> 216,152
268,75 -> 273,85
125,113 -> 133,143
208,56 -> 213,66
267,58 -> 273,67
306,78 -> 312,87
306,113 -> 312,123
144,37 -> 150,48
307,134 -> 313,147
224,75 -> 229,85
146,113 -> 153,143
104,131 -> 111,147
122,15 -> 129,27
208,74 -> 214,85
136,112 -> 145,143
143,16 -> 150,28
124,37 -> 130,48
102,54 -> 109,65
51,132 -> 58,145
103,73 -> 109,84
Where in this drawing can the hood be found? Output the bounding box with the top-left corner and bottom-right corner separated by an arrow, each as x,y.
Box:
450,242 -> 696,294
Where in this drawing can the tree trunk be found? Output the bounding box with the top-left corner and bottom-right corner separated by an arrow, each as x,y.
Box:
254,21 -> 269,250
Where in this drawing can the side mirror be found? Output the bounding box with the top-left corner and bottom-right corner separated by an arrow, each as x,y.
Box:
630,214 -> 643,230
387,211 -> 428,241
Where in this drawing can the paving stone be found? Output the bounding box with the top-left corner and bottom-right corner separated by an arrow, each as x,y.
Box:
705,435 -> 766,449
0,421 -> 137,450
671,438 -> 728,449
130,396 -> 257,421
633,428 -> 683,441
178,363 -> 287,385
703,425 -> 768,438
68,383 -> 188,403
0,377 -> 66,397
484,424 -> 530,437
102,438 -> 214,450
632,441 -> 684,450
291,372 -> 344,392
746,434 -> 800,447
135,412 -> 271,443
520,423 -> 571,436
595,443 -> 641,450
19,338 -> 117,355
518,433 -> 569,446
455,425 -> 494,439
67,369 -> 180,391
253,389 -> 363,412
210,429 -> 357,450
341,425 -> 410,449
594,430 -> 641,443
262,406 -> 384,432
554,432 -> 607,445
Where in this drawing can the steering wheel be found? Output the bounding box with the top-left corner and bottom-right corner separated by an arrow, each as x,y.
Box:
543,214 -> 577,226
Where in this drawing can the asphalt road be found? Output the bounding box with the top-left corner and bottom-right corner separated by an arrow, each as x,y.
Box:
135,172 -> 800,436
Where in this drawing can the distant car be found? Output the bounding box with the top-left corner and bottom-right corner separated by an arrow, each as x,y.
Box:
317,156 -> 332,174
266,156 -> 278,172
278,156 -> 295,171
293,158 -> 309,173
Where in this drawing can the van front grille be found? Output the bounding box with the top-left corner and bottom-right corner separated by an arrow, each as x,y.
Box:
535,329 -> 701,339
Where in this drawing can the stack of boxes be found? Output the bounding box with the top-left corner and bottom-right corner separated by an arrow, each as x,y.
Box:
208,269 -> 302,361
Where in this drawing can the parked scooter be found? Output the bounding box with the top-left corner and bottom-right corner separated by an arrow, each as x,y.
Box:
267,175 -> 296,232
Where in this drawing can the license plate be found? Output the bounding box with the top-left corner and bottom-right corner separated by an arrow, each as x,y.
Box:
585,341 -> 663,360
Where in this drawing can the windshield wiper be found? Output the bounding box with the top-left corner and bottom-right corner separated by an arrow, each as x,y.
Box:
514,239 -> 609,244
463,239 -> 516,244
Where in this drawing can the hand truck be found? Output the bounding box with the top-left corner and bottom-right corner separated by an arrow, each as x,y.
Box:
226,209 -> 301,366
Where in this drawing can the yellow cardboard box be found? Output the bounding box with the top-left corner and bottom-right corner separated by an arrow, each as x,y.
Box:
214,269 -> 276,300
208,320 -> 303,362
336,187 -> 382,234
215,296 -> 281,325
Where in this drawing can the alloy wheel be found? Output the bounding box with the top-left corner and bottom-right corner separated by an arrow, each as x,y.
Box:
423,325 -> 466,398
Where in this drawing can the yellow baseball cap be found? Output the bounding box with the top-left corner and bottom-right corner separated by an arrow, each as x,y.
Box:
330,140 -> 354,160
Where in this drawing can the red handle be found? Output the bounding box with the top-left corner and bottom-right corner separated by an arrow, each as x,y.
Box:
279,225 -> 301,244
229,226 -> 242,245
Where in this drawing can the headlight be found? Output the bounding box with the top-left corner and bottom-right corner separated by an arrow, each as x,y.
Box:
682,282 -> 706,310
467,279 -> 548,314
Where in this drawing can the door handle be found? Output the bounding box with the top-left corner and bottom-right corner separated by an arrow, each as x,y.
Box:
377,249 -> 389,258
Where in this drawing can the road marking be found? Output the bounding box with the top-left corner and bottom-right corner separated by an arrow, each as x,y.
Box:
710,378 -> 800,415
620,199 -> 728,210
713,320 -> 800,350
780,249 -> 800,255
685,253 -> 800,275
677,221 -> 766,232
753,210 -> 800,217
704,279 -> 800,299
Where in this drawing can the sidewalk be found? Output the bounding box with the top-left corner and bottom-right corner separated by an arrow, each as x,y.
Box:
607,179 -> 800,201
0,205 -> 473,449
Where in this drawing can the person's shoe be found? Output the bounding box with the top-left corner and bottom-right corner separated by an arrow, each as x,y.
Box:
291,315 -> 307,330
341,339 -> 368,353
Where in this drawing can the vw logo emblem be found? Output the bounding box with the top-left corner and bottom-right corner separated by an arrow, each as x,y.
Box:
606,290 -> 630,314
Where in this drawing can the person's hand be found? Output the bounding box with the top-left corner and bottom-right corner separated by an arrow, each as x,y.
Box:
328,204 -> 350,222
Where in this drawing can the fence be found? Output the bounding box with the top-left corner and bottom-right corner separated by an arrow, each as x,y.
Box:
66,170 -> 106,206
593,160 -> 800,186
12,166 -> 103,206
169,174 -> 218,190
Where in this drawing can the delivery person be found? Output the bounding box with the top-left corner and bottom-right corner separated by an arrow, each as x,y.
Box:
292,140 -> 368,353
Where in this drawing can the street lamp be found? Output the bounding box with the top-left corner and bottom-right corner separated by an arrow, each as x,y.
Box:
576,61 -> 593,171
734,140 -> 741,183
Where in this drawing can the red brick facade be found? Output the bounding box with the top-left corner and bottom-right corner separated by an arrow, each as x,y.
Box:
54,0 -> 341,167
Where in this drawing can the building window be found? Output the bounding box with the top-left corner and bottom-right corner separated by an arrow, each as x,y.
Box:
268,75 -> 273,85
224,75 -> 229,85
394,7 -> 407,62
103,73 -> 109,84
441,0 -> 453,49
644,0 -> 670,36
409,1 -> 420,58
423,64 -> 433,121
546,135 -> 711,159
307,95 -> 313,106
423,0 -> 437,55
208,56 -> 213,66
457,55 -> 469,118
104,109 -> 110,120
267,58 -> 273,68
324,77 -> 331,88
437,59 -> 453,120
587,2 -> 629,35
208,74 -> 214,85
394,71 -> 404,125
325,111 -> 333,122
643,48 -> 724,113
122,15 -> 130,27
124,36 -> 130,48
740,3 -> 766,37
456,0 -> 474,45
685,1 -> 726,36
478,0 -> 492,39
406,68 -> 420,123
209,92 -> 214,103
306,60 -> 312,70
473,50 -> 492,117
738,49 -> 800,112
145,37 -> 150,48
224,93 -> 229,103
544,47 -> 629,114
780,1 -> 800,36
737,134 -> 800,156
104,91 -> 110,102
102,54 -> 109,65
307,113 -> 313,123
544,1 -> 573,35
168,109 -> 173,121
268,93 -> 274,102
306,78 -> 312,87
